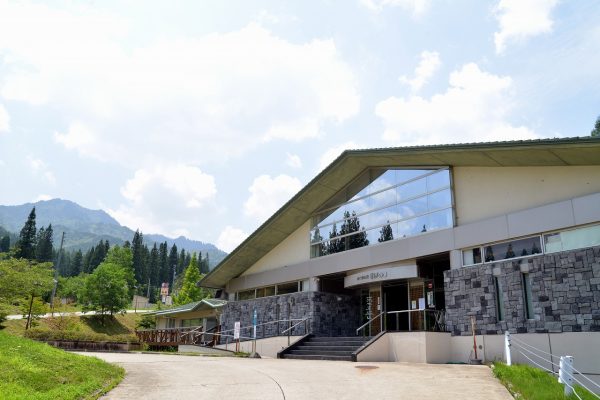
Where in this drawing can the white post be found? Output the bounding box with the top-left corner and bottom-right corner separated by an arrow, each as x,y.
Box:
559,356 -> 574,396
504,331 -> 512,366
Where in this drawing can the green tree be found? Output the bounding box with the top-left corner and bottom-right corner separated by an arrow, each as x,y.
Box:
104,245 -> 135,297
71,249 -> 83,276
57,274 -> 88,303
158,242 -> 169,285
0,235 -> 9,252
591,115 -> 600,137
148,243 -> 159,287
340,210 -> 369,250
327,223 -> 343,254
177,248 -> 186,276
0,258 -> 53,328
15,207 -> 37,259
173,253 -> 208,305
79,262 -> 130,320
35,224 -> 54,262
311,227 -> 327,256
131,230 -> 146,284
168,244 -> 179,287
378,222 -> 394,243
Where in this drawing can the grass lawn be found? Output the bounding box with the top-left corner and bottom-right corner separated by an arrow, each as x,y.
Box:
3,313 -> 141,342
0,330 -> 124,400
492,362 -> 597,400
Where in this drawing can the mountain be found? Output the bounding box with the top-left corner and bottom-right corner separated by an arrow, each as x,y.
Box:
0,199 -> 227,268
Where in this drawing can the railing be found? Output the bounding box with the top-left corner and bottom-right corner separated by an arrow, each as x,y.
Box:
200,318 -> 311,352
356,309 -> 446,336
135,326 -> 203,346
505,332 -> 600,398
180,324 -> 221,347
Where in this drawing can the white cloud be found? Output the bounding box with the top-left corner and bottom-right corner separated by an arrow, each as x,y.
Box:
0,104 -> 9,132
285,153 -> 302,169
217,226 -> 249,253
53,121 -> 102,159
494,0 -> 558,54
121,164 -> 216,209
318,141 -> 365,171
244,174 -> 302,222
35,194 -> 52,202
27,156 -> 56,184
108,164 -> 217,237
0,2 -> 359,165
399,51 -> 440,93
376,63 -> 540,145
360,0 -> 430,16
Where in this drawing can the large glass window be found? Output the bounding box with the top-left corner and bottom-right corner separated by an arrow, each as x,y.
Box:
463,236 -> 541,266
544,224 -> 600,253
310,168 -> 453,258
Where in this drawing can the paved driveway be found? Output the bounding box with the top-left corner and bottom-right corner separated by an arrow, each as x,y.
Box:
83,352 -> 512,400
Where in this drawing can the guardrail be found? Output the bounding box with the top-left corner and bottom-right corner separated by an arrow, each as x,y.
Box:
505,332 -> 600,398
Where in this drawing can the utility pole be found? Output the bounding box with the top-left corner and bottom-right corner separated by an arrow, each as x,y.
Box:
50,232 -> 65,316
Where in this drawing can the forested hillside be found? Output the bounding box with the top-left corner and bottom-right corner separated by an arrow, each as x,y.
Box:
0,199 -> 226,268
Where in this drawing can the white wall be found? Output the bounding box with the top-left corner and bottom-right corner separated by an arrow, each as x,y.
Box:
241,221 -> 310,276
214,336 -> 303,358
454,166 -> 600,226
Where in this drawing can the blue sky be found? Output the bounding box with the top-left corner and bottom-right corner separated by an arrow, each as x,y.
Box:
1,0 -> 599,252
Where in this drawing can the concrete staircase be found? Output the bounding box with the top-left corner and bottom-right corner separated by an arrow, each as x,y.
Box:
280,336 -> 371,361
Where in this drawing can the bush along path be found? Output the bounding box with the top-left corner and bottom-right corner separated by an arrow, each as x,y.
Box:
0,330 -> 124,400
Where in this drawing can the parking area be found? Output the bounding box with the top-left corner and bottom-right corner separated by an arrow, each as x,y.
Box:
84,352 -> 512,400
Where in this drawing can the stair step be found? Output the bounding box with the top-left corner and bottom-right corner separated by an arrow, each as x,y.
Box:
300,341 -> 365,347
309,337 -> 369,342
283,354 -> 352,361
296,345 -> 359,351
289,349 -> 353,356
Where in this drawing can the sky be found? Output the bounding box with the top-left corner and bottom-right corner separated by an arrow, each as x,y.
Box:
1,0 -> 599,253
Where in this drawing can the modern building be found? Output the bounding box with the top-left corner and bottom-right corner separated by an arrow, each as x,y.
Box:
200,138 -> 600,366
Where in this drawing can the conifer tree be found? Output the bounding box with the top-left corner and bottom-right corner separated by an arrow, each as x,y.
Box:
168,244 -> 178,286
158,242 -> 169,285
131,230 -> 145,284
35,224 -> 54,262
148,243 -> 159,287
15,207 -> 37,259
177,248 -> 186,276
378,222 -> 394,243
0,235 -> 9,252
327,223 -> 343,254
72,249 -> 83,276
173,253 -> 206,305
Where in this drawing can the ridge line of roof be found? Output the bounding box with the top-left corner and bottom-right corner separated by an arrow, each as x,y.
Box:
200,136 -> 600,288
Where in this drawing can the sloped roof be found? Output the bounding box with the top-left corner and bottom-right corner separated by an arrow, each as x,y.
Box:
200,136 -> 600,288
151,298 -> 227,317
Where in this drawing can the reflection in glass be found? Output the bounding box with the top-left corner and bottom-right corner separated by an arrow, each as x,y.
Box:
310,167 -> 452,258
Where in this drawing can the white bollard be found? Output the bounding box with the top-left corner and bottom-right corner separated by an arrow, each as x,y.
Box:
504,331 -> 512,366
559,356 -> 574,396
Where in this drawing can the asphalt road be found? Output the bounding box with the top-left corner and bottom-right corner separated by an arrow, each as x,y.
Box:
83,352 -> 513,400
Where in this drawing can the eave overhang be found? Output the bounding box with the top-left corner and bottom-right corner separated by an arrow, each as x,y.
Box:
200,137 -> 600,289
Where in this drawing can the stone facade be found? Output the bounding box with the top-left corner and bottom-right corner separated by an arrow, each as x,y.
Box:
444,246 -> 600,336
220,291 -> 360,339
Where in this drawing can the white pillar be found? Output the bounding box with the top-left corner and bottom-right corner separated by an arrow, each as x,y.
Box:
504,331 -> 512,366
559,356 -> 574,396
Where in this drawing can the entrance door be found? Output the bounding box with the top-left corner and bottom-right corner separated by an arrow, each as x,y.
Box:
383,282 -> 409,330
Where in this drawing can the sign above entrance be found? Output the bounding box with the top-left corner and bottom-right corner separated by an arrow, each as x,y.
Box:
344,264 -> 418,288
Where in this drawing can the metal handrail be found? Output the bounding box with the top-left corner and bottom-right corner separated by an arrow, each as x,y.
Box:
356,311 -> 385,336
356,309 -> 446,335
281,317 -> 310,334
218,318 -> 305,335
